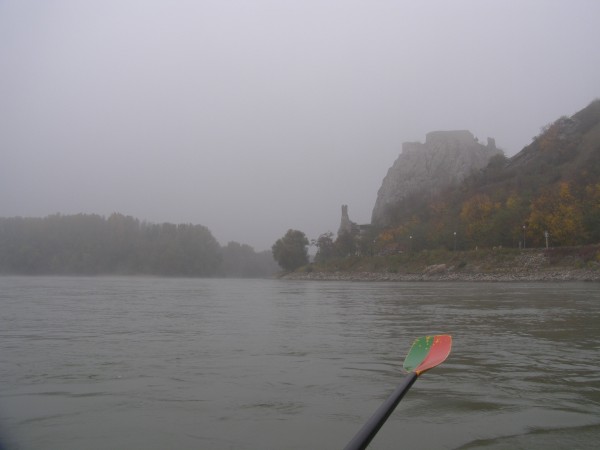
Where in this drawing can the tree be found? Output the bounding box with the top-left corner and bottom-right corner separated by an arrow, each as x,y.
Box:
528,182 -> 585,246
272,229 -> 309,271
583,183 -> 600,242
460,194 -> 500,247
312,232 -> 335,263
0,214 -> 223,276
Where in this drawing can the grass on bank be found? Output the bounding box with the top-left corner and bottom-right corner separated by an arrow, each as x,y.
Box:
298,244 -> 600,275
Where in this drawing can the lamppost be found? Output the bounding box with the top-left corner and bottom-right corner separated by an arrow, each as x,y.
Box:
522,225 -> 526,249
409,235 -> 413,252
544,230 -> 549,249
453,231 -> 457,251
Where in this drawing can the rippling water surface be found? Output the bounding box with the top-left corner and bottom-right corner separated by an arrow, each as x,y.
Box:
1,276 -> 599,449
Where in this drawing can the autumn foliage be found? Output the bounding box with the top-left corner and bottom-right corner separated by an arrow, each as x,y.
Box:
373,100 -> 600,252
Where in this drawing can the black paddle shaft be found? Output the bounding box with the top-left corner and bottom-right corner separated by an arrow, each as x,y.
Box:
343,372 -> 418,450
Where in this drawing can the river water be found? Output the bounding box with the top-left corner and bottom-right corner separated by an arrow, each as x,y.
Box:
1,276 -> 599,449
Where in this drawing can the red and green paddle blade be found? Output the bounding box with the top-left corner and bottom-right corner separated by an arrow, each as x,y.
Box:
403,335 -> 452,375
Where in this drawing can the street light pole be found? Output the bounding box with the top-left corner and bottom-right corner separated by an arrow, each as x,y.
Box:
453,231 -> 457,251
522,225 -> 526,249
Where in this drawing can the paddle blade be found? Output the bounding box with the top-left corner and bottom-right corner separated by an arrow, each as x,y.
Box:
402,335 -> 452,375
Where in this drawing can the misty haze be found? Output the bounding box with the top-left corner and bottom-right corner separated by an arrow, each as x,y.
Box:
2,2 -> 600,450
2,1 -> 599,250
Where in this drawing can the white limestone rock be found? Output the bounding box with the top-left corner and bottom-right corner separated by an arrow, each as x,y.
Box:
372,130 -> 501,226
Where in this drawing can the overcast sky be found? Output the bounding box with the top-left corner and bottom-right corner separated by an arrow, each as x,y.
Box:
2,1 -> 599,251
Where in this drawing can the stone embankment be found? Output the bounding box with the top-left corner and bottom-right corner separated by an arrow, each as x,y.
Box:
281,251 -> 600,282
282,269 -> 600,282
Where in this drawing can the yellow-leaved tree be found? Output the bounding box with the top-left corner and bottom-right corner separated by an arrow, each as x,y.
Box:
528,182 -> 585,246
460,194 -> 500,247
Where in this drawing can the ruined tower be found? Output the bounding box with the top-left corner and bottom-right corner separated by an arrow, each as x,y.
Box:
338,205 -> 355,237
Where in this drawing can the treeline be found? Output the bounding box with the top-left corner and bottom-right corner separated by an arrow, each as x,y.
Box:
372,178 -> 600,253
0,213 -> 278,277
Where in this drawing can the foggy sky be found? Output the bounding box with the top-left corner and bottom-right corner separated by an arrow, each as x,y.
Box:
2,1 -> 599,251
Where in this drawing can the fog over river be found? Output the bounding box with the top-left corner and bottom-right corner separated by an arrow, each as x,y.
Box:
1,277 -> 599,449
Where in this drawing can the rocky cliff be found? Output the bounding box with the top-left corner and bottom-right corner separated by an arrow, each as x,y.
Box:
371,130 -> 501,226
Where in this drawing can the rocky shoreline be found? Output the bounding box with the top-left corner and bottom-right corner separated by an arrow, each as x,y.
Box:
281,268 -> 600,282
280,249 -> 600,282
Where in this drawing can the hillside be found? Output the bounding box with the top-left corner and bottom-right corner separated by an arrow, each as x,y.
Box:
369,99 -> 600,253
508,99 -> 600,184
306,99 -> 600,278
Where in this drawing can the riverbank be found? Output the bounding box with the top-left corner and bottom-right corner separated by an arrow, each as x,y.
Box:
281,268 -> 600,282
280,247 -> 600,282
